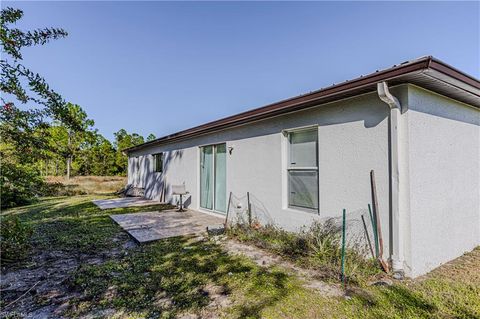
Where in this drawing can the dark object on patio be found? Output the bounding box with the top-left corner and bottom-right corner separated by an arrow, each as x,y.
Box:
117,184 -> 145,197
207,224 -> 225,236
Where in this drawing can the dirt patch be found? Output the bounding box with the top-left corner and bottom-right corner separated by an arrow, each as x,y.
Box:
0,234 -> 137,318
219,238 -> 343,297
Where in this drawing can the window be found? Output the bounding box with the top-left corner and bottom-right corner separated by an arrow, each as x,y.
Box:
135,156 -> 139,171
153,153 -> 163,173
287,128 -> 318,211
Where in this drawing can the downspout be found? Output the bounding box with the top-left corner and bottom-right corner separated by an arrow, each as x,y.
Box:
377,82 -> 405,277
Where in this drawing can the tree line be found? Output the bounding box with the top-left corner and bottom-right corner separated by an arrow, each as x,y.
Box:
0,7 -> 154,208
39,118 -> 155,178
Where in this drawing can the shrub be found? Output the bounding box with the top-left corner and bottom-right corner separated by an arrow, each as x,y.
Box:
0,215 -> 33,263
0,161 -> 45,208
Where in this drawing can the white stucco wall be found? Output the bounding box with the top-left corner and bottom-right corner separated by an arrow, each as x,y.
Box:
128,89 -> 395,246
128,84 -> 480,276
406,85 -> 480,277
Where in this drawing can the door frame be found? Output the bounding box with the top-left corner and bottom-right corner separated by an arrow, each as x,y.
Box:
199,143 -> 227,214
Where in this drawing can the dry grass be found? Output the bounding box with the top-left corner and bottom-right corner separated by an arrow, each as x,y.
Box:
45,176 -> 127,195
418,246 -> 480,284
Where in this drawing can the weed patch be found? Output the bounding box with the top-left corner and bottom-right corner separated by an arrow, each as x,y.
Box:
228,221 -> 382,285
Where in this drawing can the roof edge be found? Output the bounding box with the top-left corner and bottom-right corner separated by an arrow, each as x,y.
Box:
124,56 -> 479,153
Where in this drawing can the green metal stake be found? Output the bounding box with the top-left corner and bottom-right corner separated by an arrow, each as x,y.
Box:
368,204 -> 379,258
341,208 -> 346,287
247,192 -> 252,227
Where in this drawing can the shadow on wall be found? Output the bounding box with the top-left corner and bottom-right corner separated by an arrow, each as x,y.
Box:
141,150 -> 187,206
408,85 -> 480,126
227,192 -> 274,226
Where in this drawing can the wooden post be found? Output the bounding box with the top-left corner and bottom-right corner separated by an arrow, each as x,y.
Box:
368,203 -> 379,258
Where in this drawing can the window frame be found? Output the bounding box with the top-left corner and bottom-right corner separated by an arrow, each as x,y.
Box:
153,153 -> 164,173
285,127 -> 319,213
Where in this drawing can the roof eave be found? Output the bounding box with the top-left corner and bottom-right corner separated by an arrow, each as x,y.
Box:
124,57 -> 479,153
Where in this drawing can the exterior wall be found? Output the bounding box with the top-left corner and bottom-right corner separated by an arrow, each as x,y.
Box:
406,85 -> 480,277
126,84 -> 479,277
128,89 -> 395,240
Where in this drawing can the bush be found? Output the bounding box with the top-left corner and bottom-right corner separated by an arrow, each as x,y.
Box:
1,161 -> 45,208
0,215 -> 33,263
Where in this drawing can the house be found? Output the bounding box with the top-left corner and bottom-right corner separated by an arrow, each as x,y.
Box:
124,56 -> 480,277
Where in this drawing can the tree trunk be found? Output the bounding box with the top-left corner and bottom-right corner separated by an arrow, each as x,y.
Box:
66,132 -> 71,180
66,156 -> 71,180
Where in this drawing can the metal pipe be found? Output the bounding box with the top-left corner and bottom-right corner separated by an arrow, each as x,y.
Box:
377,82 -> 405,277
341,208 -> 347,286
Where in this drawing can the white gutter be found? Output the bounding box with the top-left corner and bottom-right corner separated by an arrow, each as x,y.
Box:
377,82 -> 405,277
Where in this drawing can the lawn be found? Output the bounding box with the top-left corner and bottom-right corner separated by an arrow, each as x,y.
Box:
1,195 -> 479,319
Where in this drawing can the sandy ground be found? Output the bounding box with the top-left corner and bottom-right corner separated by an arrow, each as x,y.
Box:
0,233 -> 136,319
1,232 -> 341,318
218,237 -> 343,297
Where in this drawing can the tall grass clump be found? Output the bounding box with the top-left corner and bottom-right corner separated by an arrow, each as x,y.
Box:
228,219 -> 381,285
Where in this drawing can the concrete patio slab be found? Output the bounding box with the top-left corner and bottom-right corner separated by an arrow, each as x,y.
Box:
110,210 -> 224,242
92,197 -> 162,210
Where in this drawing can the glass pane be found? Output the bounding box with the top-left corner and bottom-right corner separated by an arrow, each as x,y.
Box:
200,146 -> 213,210
288,170 -> 318,210
289,129 -> 317,167
214,144 -> 227,213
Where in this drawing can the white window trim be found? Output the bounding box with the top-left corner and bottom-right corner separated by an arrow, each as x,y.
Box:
153,152 -> 164,173
284,127 -> 319,214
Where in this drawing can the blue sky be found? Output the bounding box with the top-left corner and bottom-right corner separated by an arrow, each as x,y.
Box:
4,1 -> 479,140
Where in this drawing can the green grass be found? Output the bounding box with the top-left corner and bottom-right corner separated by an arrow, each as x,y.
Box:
2,196 -> 479,318
5,195 -> 171,255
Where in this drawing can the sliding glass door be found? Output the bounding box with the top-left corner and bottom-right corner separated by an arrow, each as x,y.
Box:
200,144 -> 226,213
200,145 -> 213,210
